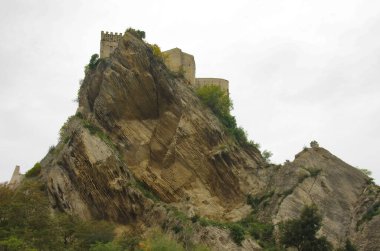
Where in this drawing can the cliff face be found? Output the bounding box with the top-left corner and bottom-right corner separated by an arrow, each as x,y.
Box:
40,33 -> 380,250
260,147 -> 380,249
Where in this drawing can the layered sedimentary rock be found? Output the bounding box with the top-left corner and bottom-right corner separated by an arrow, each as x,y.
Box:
40,32 -> 379,250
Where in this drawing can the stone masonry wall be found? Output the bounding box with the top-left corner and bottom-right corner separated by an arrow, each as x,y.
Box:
100,31 -> 123,58
195,78 -> 229,93
163,48 -> 196,85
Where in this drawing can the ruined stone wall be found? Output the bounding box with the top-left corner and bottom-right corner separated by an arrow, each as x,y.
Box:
163,48 -> 196,85
196,78 -> 229,93
8,165 -> 24,189
100,31 -> 123,58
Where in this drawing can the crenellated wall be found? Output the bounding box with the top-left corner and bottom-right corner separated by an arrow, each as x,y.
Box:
100,31 -> 123,58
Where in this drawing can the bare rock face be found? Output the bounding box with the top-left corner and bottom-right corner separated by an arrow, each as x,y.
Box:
40,32 -> 380,250
42,119 -> 153,222
252,146 -> 380,250
74,33 -> 265,220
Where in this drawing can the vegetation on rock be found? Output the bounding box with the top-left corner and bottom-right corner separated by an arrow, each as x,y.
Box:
85,54 -> 100,73
279,204 -> 333,251
337,240 -> 357,251
0,181 -> 122,250
25,162 -> 41,178
196,85 -> 259,148
125,27 -> 145,40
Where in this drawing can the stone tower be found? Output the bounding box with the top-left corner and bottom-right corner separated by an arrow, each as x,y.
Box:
100,31 -> 123,58
163,48 -> 229,93
8,165 -> 24,189
98,31 -> 229,92
163,48 -> 196,85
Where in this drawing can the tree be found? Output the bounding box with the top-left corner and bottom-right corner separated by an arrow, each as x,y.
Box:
337,240 -> 357,251
279,204 -> 332,251
262,150 -> 273,163
85,54 -> 100,73
359,169 -> 372,177
0,180 -> 63,250
229,224 -> 245,246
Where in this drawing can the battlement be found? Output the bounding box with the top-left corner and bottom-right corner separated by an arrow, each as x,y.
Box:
101,31 -> 123,42
100,31 -> 123,58
98,31 -> 229,93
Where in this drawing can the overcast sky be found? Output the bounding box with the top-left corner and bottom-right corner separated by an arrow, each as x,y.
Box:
1,0 -> 379,184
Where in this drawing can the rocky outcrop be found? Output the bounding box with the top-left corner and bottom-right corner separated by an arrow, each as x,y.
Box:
73,32 -> 265,220
40,32 -> 379,250
248,145 -> 380,249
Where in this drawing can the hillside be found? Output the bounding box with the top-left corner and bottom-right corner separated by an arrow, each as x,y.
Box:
2,30 -> 379,251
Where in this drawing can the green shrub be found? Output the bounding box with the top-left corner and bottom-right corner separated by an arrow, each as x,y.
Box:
229,224 -> 245,246
309,168 -> 322,177
75,111 -> 84,119
191,214 -> 200,223
83,122 -> 100,135
247,191 -> 274,209
337,239 -> 357,251
172,224 -> 183,234
196,85 -> 232,116
125,27 -> 145,40
359,168 -> 372,177
25,162 -> 42,178
0,182 -> 122,250
59,115 -> 75,142
0,236 -> 26,251
74,220 -> 116,249
238,213 -> 274,247
89,242 -> 122,251
279,204 -> 332,251
196,85 -> 256,147
359,202 -> 380,225
262,150 -> 273,163
134,180 -> 160,202
48,145 -> 55,154
145,233 -> 185,251
85,54 -> 100,73
150,44 -> 166,61
192,244 -> 211,251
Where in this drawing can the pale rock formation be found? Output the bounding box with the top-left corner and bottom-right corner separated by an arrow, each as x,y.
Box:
40,31 -> 379,250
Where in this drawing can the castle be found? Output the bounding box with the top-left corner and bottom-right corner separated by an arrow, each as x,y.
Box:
100,31 -> 229,93
100,31 -> 123,58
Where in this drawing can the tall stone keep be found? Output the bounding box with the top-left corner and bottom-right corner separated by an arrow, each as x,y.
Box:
100,31 -> 123,58
163,48 -> 196,85
162,48 -> 229,93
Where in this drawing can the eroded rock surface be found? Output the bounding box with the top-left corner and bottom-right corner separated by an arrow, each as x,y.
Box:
40,32 -> 379,250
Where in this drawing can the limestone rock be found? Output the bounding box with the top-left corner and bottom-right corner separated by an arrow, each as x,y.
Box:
39,31 -> 379,250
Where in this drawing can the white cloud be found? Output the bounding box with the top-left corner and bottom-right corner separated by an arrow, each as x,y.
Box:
0,0 -> 379,183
